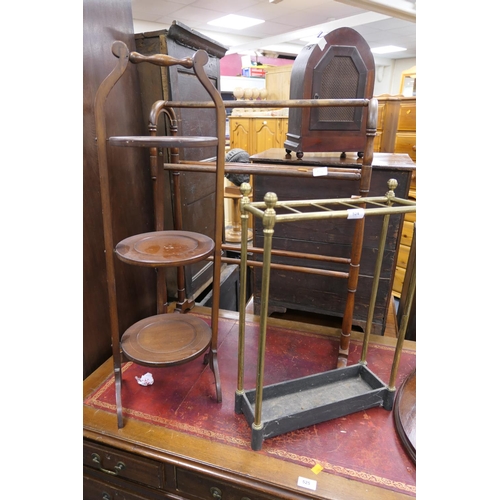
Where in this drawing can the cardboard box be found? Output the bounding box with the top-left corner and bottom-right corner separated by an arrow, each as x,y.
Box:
241,66 -> 268,78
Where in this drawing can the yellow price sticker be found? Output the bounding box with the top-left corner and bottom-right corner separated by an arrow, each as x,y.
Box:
311,464 -> 323,475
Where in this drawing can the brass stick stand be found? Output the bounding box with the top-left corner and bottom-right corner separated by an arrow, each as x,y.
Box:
235,179 -> 416,450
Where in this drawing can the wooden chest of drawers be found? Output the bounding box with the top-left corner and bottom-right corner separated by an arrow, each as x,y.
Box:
374,96 -> 416,296
375,96 -> 416,162
394,100 -> 416,162
393,209 -> 416,297
229,116 -> 289,156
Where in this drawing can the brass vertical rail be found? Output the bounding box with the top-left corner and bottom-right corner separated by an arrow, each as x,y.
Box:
388,227 -> 416,391
236,184 -> 252,400
360,179 -> 398,364
382,243 -> 415,411
252,192 -> 278,435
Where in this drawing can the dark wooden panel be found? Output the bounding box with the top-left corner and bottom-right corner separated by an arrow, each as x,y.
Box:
83,0 -> 156,379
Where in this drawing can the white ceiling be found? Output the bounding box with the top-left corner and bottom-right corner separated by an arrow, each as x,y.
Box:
131,0 -> 416,60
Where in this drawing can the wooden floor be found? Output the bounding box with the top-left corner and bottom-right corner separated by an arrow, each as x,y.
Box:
245,294 -> 399,338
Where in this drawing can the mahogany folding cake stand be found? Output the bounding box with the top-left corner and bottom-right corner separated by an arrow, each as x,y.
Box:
94,41 -> 226,428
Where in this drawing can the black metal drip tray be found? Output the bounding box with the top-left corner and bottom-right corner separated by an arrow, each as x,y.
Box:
236,363 -> 391,450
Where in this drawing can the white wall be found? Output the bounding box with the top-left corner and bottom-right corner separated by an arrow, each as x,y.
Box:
390,58 -> 416,94
374,57 -> 416,96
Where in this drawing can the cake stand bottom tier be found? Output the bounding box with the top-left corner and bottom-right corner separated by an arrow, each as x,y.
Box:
121,313 -> 212,367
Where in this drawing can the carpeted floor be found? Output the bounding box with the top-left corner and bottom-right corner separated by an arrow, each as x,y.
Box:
84,311 -> 416,496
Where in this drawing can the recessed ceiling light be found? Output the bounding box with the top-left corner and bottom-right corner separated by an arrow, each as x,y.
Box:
208,15 -> 265,30
371,45 -> 407,54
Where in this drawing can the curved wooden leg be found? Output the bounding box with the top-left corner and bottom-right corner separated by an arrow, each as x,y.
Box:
114,366 -> 124,428
206,349 -> 222,403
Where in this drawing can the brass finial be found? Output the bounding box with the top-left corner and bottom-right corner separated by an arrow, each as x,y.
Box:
264,192 -> 278,209
240,182 -> 252,197
386,178 -> 398,197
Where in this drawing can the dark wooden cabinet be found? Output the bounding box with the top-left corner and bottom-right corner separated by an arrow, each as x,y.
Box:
134,24 -> 228,301
249,150 -> 415,335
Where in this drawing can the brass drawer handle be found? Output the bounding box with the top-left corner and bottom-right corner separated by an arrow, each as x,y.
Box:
210,486 -> 222,499
91,452 -> 126,476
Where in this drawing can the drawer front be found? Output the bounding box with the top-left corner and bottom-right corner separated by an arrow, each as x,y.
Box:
396,242 -> 410,269
253,120 -> 280,154
230,119 -> 251,152
400,220 -> 416,248
404,210 -> 416,224
84,441 -> 168,490
397,103 -> 416,130
394,132 -> 416,161
393,266 -> 405,296
84,471 -> 170,500
176,468 -> 276,500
